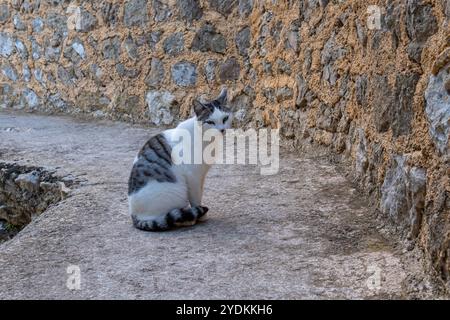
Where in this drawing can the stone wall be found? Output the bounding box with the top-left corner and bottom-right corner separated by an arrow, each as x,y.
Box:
0,0 -> 449,288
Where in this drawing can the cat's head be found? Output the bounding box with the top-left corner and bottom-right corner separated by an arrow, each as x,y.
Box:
193,88 -> 233,134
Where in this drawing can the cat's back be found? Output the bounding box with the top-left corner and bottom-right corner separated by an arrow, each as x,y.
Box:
128,132 -> 176,195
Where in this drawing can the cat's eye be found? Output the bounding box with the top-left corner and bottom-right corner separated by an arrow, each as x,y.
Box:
205,120 -> 215,125
222,116 -> 229,124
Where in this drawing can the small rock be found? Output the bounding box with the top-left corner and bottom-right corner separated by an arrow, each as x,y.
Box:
116,63 -> 140,78
13,14 -> 27,31
15,171 -> 40,192
77,9 -> 97,32
101,2 -> 119,26
22,64 -> 31,82
235,26 -> 251,56
238,0 -> 253,17
146,90 -> 176,125
163,32 -> 184,56
153,0 -> 172,22
0,3 -> 10,23
145,58 -> 165,87
31,38 -> 42,60
192,24 -> 226,54
276,86 -> 294,102
124,35 -> 138,60
46,12 -> 67,36
276,58 -> 291,75
209,0 -> 237,16
218,57 -> 240,83
0,32 -> 14,58
177,0 -> 203,23
204,59 -> 217,83
102,36 -> 121,60
15,39 -> 28,59
124,0 -> 149,27
22,89 -> 40,109
1,63 -> 18,82
171,61 -> 197,87
425,63 -> 450,154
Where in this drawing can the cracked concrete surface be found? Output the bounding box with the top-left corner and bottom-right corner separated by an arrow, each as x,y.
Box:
0,110 -> 442,299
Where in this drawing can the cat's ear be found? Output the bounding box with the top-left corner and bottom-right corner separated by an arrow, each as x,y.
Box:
193,99 -> 209,117
216,87 -> 227,105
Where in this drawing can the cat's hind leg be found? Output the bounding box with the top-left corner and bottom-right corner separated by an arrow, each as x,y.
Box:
131,206 -> 208,231
170,206 -> 208,227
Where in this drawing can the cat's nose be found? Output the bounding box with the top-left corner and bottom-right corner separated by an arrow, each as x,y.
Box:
221,129 -> 225,133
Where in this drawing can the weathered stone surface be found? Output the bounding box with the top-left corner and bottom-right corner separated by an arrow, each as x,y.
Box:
153,0 -> 172,22
0,33 -> 14,57
64,38 -> 86,63
102,36 -> 121,60
32,17 -> 44,33
432,48 -> 450,75
124,0 -> 149,27
145,58 -> 165,87
57,65 -> 76,86
218,57 -> 240,83
276,58 -> 291,75
101,2 -> 119,26
321,34 -> 346,85
355,75 -> 368,107
276,86 -> 294,102
177,0 -> 202,23
33,68 -> 45,86
296,75 -> 308,109
425,63 -> 450,154
392,72 -> 420,137
77,9 -> 97,33
238,0 -> 253,17
48,92 -> 70,111
235,26 -> 251,56
380,155 -> 427,238
13,14 -> 27,30
372,75 -> 394,133
316,103 -> 341,133
406,0 -> 438,43
286,19 -> 300,53
405,0 -> 438,61
209,0 -> 237,16
77,91 -> 110,111
171,61 -> 197,86
1,63 -> 18,82
147,31 -> 162,50
116,63 -> 140,78
46,12 -> 67,36
124,35 -> 138,60
0,3 -> 10,24
44,35 -> 62,62
15,39 -> 28,60
204,59 -> 217,83
0,163 -> 67,227
146,90 -> 176,125
22,64 -> 31,82
21,88 -> 40,109
163,32 -> 184,56
0,84 -> 16,108
31,38 -> 42,60
192,24 -> 226,54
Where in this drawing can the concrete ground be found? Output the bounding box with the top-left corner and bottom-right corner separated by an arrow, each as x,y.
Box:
0,110 -> 441,299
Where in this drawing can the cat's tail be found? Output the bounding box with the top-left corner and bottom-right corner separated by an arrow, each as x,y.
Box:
131,206 -> 208,231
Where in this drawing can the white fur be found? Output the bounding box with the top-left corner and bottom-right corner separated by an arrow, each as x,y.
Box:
128,109 -> 232,220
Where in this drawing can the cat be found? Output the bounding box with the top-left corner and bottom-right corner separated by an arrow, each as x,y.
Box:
128,88 -> 233,231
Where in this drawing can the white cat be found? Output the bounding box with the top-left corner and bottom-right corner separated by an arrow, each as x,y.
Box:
128,88 -> 233,231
